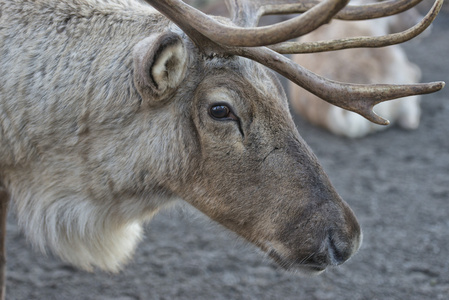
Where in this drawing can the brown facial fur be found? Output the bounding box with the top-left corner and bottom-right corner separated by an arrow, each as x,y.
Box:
173,63 -> 361,271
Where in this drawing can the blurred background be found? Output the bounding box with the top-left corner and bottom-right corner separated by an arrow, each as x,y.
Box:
5,1 -> 449,299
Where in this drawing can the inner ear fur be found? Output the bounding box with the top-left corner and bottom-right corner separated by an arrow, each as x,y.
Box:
133,32 -> 188,104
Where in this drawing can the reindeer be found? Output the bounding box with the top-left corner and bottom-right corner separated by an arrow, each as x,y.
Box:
0,0 -> 444,298
288,0 -> 430,138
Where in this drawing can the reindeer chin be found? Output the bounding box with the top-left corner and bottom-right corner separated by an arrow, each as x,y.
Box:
266,247 -> 327,275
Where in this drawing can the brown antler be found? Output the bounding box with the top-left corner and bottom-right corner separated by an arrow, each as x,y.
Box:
148,0 -> 350,47
143,0 -> 445,125
246,0 -> 427,21
235,46 -> 442,125
269,0 -> 443,53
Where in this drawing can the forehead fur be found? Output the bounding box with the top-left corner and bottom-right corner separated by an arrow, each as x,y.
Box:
201,55 -> 287,104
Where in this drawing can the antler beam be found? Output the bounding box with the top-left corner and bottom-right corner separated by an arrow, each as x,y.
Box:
148,0 -> 350,47
235,46 -> 444,125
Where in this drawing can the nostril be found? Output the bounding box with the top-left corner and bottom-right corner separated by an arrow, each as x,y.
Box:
327,234 -> 350,266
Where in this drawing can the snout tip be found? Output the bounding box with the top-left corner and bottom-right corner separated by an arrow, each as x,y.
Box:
326,228 -> 363,266
283,229 -> 362,273
266,229 -> 362,275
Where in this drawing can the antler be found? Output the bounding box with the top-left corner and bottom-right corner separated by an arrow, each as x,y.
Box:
234,0 -> 429,22
144,0 -> 445,125
269,0 -> 443,53
148,0 -> 350,47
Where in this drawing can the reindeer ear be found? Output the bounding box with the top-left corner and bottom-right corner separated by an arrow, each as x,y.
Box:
133,32 -> 188,103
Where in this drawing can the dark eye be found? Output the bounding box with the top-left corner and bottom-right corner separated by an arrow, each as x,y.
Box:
209,105 -> 230,119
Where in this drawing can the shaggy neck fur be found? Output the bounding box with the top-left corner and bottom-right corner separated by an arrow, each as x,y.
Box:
0,0 -> 195,271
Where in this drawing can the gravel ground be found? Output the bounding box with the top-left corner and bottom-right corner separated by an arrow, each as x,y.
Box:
4,4 -> 449,300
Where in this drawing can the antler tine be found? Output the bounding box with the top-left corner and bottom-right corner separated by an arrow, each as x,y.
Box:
223,0 -> 261,27
222,0 -> 312,27
269,0 -> 443,54
145,0 -> 349,48
333,0 -> 426,20
234,46 -> 444,125
257,0 -> 426,21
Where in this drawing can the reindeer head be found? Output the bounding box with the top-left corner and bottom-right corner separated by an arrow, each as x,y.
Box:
128,0 -> 443,273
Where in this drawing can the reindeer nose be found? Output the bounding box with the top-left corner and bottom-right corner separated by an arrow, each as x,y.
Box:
327,233 -> 353,265
326,227 -> 362,266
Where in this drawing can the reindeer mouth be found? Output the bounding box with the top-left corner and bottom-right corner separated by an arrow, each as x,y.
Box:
266,248 -> 327,275
260,226 -> 362,275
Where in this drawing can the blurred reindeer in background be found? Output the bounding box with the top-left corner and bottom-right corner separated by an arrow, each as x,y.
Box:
289,0 -> 430,138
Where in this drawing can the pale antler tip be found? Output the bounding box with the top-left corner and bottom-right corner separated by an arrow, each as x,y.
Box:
365,110 -> 390,126
376,118 -> 390,126
427,81 -> 445,93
